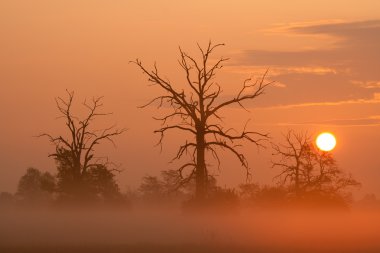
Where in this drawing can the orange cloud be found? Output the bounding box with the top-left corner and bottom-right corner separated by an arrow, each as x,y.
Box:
276,115 -> 380,127
226,65 -> 338,76
351,80 -> 380,89
258,94 -> 380,110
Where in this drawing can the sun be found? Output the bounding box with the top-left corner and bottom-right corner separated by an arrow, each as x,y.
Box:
316,132 -> 336,151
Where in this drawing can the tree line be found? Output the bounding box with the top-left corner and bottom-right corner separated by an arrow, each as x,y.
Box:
0,42 -> 361,209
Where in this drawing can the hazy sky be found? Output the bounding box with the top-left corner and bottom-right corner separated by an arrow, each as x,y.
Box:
1,0 -> 379,197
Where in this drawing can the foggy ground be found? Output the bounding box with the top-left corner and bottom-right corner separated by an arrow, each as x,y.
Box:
1,205 -> 380,253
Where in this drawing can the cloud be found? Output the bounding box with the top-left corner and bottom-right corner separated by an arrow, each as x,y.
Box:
226,65 -> 338,77
289,20 -> 380,42
230,19 -> 380,107
258,95 -> 380,110
351,80 -> 380,89
272,82 -> 286,88
277,115 -> 380,127
374,93 -> 380,100
236,20 -> 380,72
262,19 -> 345,34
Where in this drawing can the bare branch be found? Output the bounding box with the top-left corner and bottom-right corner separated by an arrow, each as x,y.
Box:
208,71 -> 274,117
135,42 -> 269,197
40,91 -> 125,181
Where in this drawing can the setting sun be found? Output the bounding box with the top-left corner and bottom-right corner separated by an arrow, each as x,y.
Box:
316,132 -> 336,152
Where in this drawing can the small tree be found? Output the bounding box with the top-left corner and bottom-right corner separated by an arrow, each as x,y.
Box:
40,91 -> 125,200
133,42 -> 271,200
238,183 -> 288,208
138,170 -> 192,202
17,167 -> 56,202
139,175 -> 164,201
84,164 -> 121,201
272,130 -> 360,205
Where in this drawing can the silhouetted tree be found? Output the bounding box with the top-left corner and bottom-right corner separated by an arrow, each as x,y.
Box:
84,164 -> 121,201
138,170 -> 191,202
238,183 -> 288,208
206,186 -> 240,209
238,183 -> 261,201
272,131 -> 309,197
133,42 -> 271,200
139,175 -> 164,200
160,169 -> 216,195
17,167 -> 56,202
40,91 -> 125,200
138,169 -> 219,205
272,130 -> 360,205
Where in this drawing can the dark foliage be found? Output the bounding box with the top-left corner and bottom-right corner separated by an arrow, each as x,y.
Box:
40,91 -> 125,202
16,167 -> 56,202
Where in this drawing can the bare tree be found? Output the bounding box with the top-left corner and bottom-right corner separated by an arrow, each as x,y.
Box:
272,130 -> 360,202
40,90 -> 125,198
307,148 -> 360,195
272,131 -> 310,197
133,42 -> 271,200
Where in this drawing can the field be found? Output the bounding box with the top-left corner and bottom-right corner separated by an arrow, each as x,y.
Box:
1,206 -> 380,253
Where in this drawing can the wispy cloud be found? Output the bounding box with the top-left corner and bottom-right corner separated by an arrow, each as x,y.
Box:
351,80 -> 380,89
230,19 -> 380,107
276,115 -> 380,127
236,20 -> 380,71
289,19 -> 380,38
226,65 -> 338,77
257,95 -> 380,110
262,19 -> 345,35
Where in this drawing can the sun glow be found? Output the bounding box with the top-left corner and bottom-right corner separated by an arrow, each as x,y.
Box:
316,132 -> 336,151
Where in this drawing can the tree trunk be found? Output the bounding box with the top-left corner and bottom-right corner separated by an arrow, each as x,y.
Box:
195,129 -> 206,200
295,159 -> 300,197
295,167 -> 299,197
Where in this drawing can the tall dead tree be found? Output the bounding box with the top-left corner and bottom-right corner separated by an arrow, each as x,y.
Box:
40,90 -> 125,197
133,42 -> 271,200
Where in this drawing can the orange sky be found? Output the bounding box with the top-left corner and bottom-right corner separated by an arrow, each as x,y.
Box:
1,0 -> 379,197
